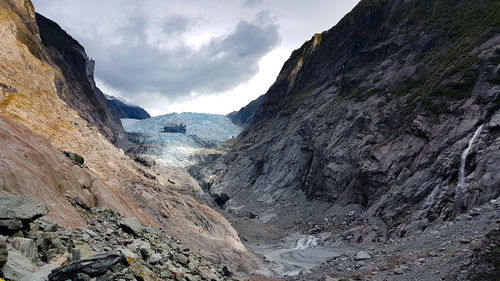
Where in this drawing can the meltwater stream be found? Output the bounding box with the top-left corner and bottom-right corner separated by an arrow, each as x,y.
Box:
249,234 -> 348,277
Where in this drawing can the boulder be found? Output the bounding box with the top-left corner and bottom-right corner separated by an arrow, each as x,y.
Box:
1,250 -> 37,281
355,251 -> 372,260
48,251 -> 124,280
119,218 -> 143,236
0,196 -> 47,234
0,219 -> 23,233
9,237 -> 37,260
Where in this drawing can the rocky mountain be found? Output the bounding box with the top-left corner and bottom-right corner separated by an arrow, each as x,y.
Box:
0,0 -> 259,273
227,94 -> 264,127
105,94 -> 151,120
201,0 -> 500,239
35,13 -> 129,147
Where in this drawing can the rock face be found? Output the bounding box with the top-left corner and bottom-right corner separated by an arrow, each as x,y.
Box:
105,94 -> 151,120
0,0 -> 258,270
35,13 -> 129,147
205,0 -> 500,235
227,94 -> 264,127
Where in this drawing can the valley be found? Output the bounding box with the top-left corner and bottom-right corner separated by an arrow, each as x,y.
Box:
0,0 -> 499,280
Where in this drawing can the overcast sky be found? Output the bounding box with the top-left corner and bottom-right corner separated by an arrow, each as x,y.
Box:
33,0 -> 360,116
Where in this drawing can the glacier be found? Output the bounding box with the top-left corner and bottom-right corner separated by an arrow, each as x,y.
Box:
122,112 -> 242,167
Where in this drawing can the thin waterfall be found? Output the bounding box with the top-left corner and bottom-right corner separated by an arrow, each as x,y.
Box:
457,125 -> 483,190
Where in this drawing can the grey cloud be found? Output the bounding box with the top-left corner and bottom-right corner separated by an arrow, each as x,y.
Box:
243,0 -> 263,6
83,12 -> 279,101
162,15 -> 194,36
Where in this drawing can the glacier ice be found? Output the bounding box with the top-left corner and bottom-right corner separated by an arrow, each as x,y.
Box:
122,113 -> 241,167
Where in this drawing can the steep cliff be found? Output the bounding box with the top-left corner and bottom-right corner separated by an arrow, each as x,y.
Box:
35,13 -> 129,146
227,94 -> 264,127
207,0 -> 500,236
0,0 -> 258,270
105,94 -> 151,120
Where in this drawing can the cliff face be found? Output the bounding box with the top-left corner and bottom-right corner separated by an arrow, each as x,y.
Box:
0,0 -> 258,270
227,94 -> 264,127
208,0 -> 500,235
105,94 -> 151,120
35,13 -> 129,146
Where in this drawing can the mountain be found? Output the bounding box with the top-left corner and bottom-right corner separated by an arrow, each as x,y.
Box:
0,0 -> 258,271
227,94 -> 264,127
105,94 -> 151,120
35,13 -> 129,147
201,0 -> 500,238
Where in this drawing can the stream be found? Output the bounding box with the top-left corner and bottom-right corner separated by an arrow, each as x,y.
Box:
248,234 -> 348,277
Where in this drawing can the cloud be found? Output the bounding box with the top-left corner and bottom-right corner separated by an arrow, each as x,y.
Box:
91,13 -> 279,102
33,0 -> 279,103
33,0 -> 359,115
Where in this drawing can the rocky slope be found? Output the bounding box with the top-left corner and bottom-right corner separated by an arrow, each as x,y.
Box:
0,0 -> 258,271
227,95 -> 264,127
201,0 -> 500,239
0,195 -> 241,281
105,94 -> 151,120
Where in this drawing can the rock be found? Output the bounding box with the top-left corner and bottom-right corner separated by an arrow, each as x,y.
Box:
9,237 -> 37,260
174,253 -> 190,266
48,251 -> 124,280
63,151 -> 85,166
1,250 -> 37,281
355,251 -> 371,260
148,253 -> 162,264
393,267 -> 405,275
120,248 -> 138,265
459,237 -> 471,244
222,265 -> 233,277
119,218 -> 143,236
0,235 -> 7,268
129,263 -> 160,281
138,241 -> 153,258
0,196 -> 48,221
0,219 -> 23,233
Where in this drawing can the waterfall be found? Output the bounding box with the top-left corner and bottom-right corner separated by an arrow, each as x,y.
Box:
457,125 -> 483,190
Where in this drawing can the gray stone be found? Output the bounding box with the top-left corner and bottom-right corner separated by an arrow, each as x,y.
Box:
355,251 -> 371,260
119,218 -> 142,236
48,251 -> 124,280
1,250 -> 37,281
138,241 -> 152,258
0,219 -> 23,233
0,196 -> 48,221
174,253 -> 189,266
9,237 -> 37,260
148,253 -> 162,264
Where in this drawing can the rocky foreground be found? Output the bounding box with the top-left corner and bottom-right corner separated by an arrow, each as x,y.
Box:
0,195 -> 244,281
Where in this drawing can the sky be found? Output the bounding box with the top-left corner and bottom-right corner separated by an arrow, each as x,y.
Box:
33,0 -> 360,116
